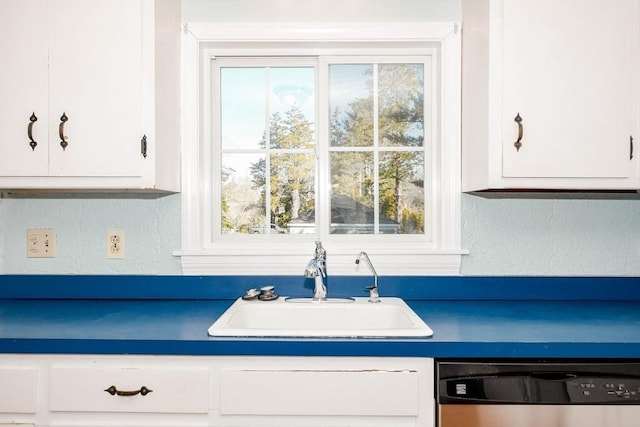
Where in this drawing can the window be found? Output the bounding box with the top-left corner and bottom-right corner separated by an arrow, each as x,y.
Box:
215,57 -> 429,237
179,22 -> 464,275
215,59 -> 317,236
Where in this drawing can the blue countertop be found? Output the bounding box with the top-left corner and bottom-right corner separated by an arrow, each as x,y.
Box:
1,275 -> 639,358
2,297 -> 640,358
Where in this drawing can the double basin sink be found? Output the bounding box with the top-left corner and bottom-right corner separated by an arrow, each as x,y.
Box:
207,297 -> 433,338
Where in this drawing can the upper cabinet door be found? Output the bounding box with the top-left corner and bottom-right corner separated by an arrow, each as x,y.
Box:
47,0 -> 143,177
501,0 -> 635,179
462,0 -> 640,191
0,0 -> 49,176
0,0 -> 180,191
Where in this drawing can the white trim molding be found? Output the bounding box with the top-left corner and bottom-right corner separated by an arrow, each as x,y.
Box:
177,21 -> 466,276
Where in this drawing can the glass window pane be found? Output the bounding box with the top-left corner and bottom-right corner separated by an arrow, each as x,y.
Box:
270,67 -> 315,138
221,68 -> 266,150
330,151 -> 374,234
270,153 -> 315,234
221,153 -> 266,234
379,64 -> 424,147
379,151 -> 424,234
329,64 -> 374,147
219,65 -> 317,236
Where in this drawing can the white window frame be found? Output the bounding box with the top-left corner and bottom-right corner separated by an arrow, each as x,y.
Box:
177,22 -> 466,276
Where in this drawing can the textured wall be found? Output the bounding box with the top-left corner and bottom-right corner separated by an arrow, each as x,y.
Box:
1,193 -> 638,275
461,194 -> 640,276
0,194 -> 181,274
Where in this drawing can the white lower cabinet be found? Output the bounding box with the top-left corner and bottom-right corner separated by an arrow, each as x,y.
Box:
0,368 -> 38,414
49,367 -> 209,414
214,357 -> 434,427
0,365 -> 39,427
0,355 -> 435,427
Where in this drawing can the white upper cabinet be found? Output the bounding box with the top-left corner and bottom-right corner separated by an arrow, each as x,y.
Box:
0,0 -> 49,177
47,1 -> 143,178
0,0 -> 180,192
462,0 -> 640,191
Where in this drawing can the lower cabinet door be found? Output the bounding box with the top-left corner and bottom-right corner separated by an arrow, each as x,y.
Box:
0,368 -> 38,414
213,357 -> 435,427
220,369 -> 419,416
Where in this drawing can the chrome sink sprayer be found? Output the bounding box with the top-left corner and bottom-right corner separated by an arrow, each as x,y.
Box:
356,251 -> 380,303
304,241 -> 327,301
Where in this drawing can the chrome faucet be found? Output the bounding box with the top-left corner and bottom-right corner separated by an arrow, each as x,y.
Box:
356,251 -> 380,303
304,241 -> 327,301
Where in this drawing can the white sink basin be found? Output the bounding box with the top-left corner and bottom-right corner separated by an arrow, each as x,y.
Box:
207,297 -> 433,338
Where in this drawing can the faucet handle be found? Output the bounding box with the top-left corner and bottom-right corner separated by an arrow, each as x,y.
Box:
365,285 -> 380,303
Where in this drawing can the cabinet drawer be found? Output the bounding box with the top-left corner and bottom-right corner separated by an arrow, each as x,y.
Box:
0,368 -> 38,413
220,369 -> 419,416
49,367 -> 209,414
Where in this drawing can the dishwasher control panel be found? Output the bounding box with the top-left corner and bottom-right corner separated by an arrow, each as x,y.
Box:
438,361 -> 640,405
569,377 -> 640,402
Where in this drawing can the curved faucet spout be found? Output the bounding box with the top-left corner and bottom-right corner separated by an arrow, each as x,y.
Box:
356,251 -> 380,303
314,241 -> 327,275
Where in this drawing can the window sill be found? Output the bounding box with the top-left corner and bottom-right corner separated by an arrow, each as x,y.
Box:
175,247 -> 468,276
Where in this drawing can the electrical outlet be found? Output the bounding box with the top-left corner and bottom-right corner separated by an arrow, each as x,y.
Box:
106,229 -> 124,259
27,228 -> 57,258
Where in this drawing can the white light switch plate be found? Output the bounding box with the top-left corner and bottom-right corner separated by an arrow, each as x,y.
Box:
27,228 -> 57,258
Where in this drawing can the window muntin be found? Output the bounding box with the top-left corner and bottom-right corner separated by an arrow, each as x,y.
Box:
214,56 -> 431,239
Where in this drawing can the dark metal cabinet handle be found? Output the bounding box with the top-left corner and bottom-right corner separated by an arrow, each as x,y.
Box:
104,385 -> 153,397
514,113 -> 523,151
28,112 -> 38,151
631,136 -> 634,160
141,134 -> 147,158
59,112 -> 68,150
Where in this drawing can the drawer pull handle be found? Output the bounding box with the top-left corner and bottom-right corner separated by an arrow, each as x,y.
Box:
141,134 -> 148,158
28,112 -> 38,151
104,385 -> 153,397
514,113 -> 523,151
59,112 -> 69,150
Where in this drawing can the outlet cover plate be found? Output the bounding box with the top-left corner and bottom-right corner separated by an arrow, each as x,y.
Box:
107,229 -> 124,259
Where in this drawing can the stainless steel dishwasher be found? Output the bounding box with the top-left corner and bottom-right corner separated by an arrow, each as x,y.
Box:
437,361 -> 640,427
